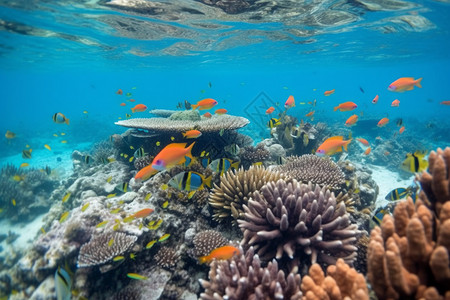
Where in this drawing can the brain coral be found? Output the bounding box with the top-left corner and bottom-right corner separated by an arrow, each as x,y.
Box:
238,179 -> 360,265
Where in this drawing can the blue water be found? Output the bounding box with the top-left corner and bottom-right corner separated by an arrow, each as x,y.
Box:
1,0 -> 450,298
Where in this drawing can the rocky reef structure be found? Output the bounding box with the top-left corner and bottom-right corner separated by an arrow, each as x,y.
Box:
238,179 -> 361,266
367,147 -> 450,299
208,166 -> 285,225
275,155 -> 345,190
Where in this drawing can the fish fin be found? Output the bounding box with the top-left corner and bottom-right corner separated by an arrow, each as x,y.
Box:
131,108 -> 135,113
343,139 -> 352,151
328,136 -> 344,141
65,118 -> 70,125
203,175 -> 212,188
198,256 -> 207,264
191,104 -> 198,110
415,78 -> 423,88
185,142 -> 195,159
231,161 -> 240,169
333,106 -> 339,111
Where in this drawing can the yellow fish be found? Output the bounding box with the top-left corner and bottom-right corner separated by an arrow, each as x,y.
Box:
12,175 -> 23,181
12,199 -> 16,206
113,256 -> 124,262
20,163 -> 29,168
59,211 -> 69,223
158,233 -> 170,242
62,192 -> 71,203
110,208 -> 121,214
96,220 -> 108,228
81,203 -> 90,212
162,200 -> 169,208
145,240 -> 157,249
44,144 -> 51,151
106,193 -> 117,198
61,132 -> 66,136
106,176 -> 113,183
40,227 -> 46,234
145,193 -> 152,201
127,273 -> 147,280
61,140 -> 67,144
108,238 -> 114,247
53,133 -> 58,137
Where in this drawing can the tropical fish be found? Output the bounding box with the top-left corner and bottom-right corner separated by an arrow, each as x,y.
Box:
124,208 -> 154,223
12,175 -> 24,181
391,99 -> 400,107
396,118 -> 403,126
61,140 -> 67,144
126,92 -> 132,97
113,256 -> 125,262
131,104 -> 147,113
199,245 -> 239,264
133,147 -> 146,158
158,233 -> 171,242
96,220 -> 108,228
134,164 -> 159,182
145,193 -> 152,201
20,163 -> 29,168
284,95 -> 295,109
372,95 -> 379,104
108,238 -> 114,247
182,130 -> 202,139
100,157 -> 115,164
377,118 -> 389,127
345,114 -> 358,126
440,100 -> 450,105
356,138 -> 369,146
208,158 -> 239,176
127,273 -> 148,280
168,171 -> 212,191
162,200 -> 169,208
316,136 -> 351,156
203,112 -> 212,118
62,192 -> 71,203
305,111 -> 315,117
364,147 -> 371,155
388,77 -> 422,92
151,142 -> 195,171
215,108 -> 228,115
333,101 -> 357,112
359,86 -> 365,93
59,212 -> 69,223
385,188 -> 409,201
399,126 -> 405,134
83,155 -> 92,164
53,113 -> 70,125
145,239 -> 157,249
22,149 -> 32,159
265,106 -> 275,114
267,118 -> 281,129
55,267 -> 72,300
324,89 -> 335,96
401,151 -> 428,173
129,99 -> 135,102
120,103 -> 126,106
5,130 -> 16,139
116,182 -> 128,193
372,208 -> 389,225
224,144 -> 239,156
191,98 -> 218,110
12,199 -> 16,206
116,89 -> 123,95
81,203 -> 90,212
44,144 -> 52,151
106,193 -> 117,198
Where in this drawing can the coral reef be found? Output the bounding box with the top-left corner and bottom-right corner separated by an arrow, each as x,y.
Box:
239,143 -> 271,168
275,155 -> 345,190
148,109 -> 177,118
154,246 -> 180,270
77,231 -> 138,271
367,147 -> 450,299
193,230 -> 228,257
208,166 -> 285,225
238,179 -> 361,266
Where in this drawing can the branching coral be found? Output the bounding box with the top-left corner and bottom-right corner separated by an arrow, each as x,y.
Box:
208,166 -> 285,224
275,155 -> 345,190
238,179 -> 360,265
367,147 -> 450,299
193,230 -> 228,257
77,232 -> 137,271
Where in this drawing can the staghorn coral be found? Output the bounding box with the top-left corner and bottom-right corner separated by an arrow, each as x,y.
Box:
238,179 -> 360,265
275,155 -> 345,190
367,147 -> 450,300
193,230 -> 228,257
208,166 -> 285,225
199,246 -> 303,300
78,232 -> 137,271
301,258 -> 369,300
115,114 -> 249,133
154,246 -> 180,270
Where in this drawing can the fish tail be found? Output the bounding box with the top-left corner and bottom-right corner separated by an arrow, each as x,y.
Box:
182,132 -> 186,138
203,175 -> 212,188
131,108 -> 135,113
191,104 -> 198,110
415,77 -> 423,88
333,106 -> 339,111
343,139 -> 352,151
198,255 -> 207,264
65,118 -> 70,125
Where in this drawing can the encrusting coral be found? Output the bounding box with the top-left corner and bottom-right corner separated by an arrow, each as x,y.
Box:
275,155 -> 345,190
367,147 -> 450,299
208,166 -> 285,225
238,179 -> 361,265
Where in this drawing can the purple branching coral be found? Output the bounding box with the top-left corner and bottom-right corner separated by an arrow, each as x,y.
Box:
238,179 -> 360,265
199,246 -> 302,300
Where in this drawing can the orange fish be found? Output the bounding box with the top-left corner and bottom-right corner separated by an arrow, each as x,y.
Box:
324,89 -> 335,96
345,114 -> 358,126
399,126 -> 405,134
265,107 -> 275,114
182,130 -> 202,139
191,98 -> 218,110
305,111 -> 315,117
116,89 -> 123,95
129,99 -> 136,102
384,151 -> 390,156
388,77 -> 422,92
356,138 -> 369,146
215,108 -> 228,115
131,208 -> 154,219
203,112 -> 212,118
316,136 -> 351,156
333,101 -> 357,112
131,104 -> 147,113
364,147 -> 371,155
151,142 -> 195,171
391,99 -> 400,107
284,95 -> 295,109
372,95 -> 379,104
440,101 -> 450,105
120,103 -> 126,106
135,164 -> 159,181
377,117 -> 389,127
199,245 -> 239,264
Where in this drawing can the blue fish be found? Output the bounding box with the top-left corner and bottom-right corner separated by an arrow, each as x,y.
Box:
208,158 -> 239,176
55,267 -> 72,300
372,208 -> 389,226
384,188 -> 409,201
168,171 -> 212,191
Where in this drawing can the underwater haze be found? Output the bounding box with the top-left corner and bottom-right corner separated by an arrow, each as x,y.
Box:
1,0 -> 450,299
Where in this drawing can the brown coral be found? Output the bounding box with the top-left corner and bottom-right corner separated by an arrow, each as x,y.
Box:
208,166 -> 285,224
275,154 -> 345,190
77,232 -> 137,271
154,246 -> 179,269
193,230 -> 228,257
238,179 -> 360,265
367,147 -> 450,300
